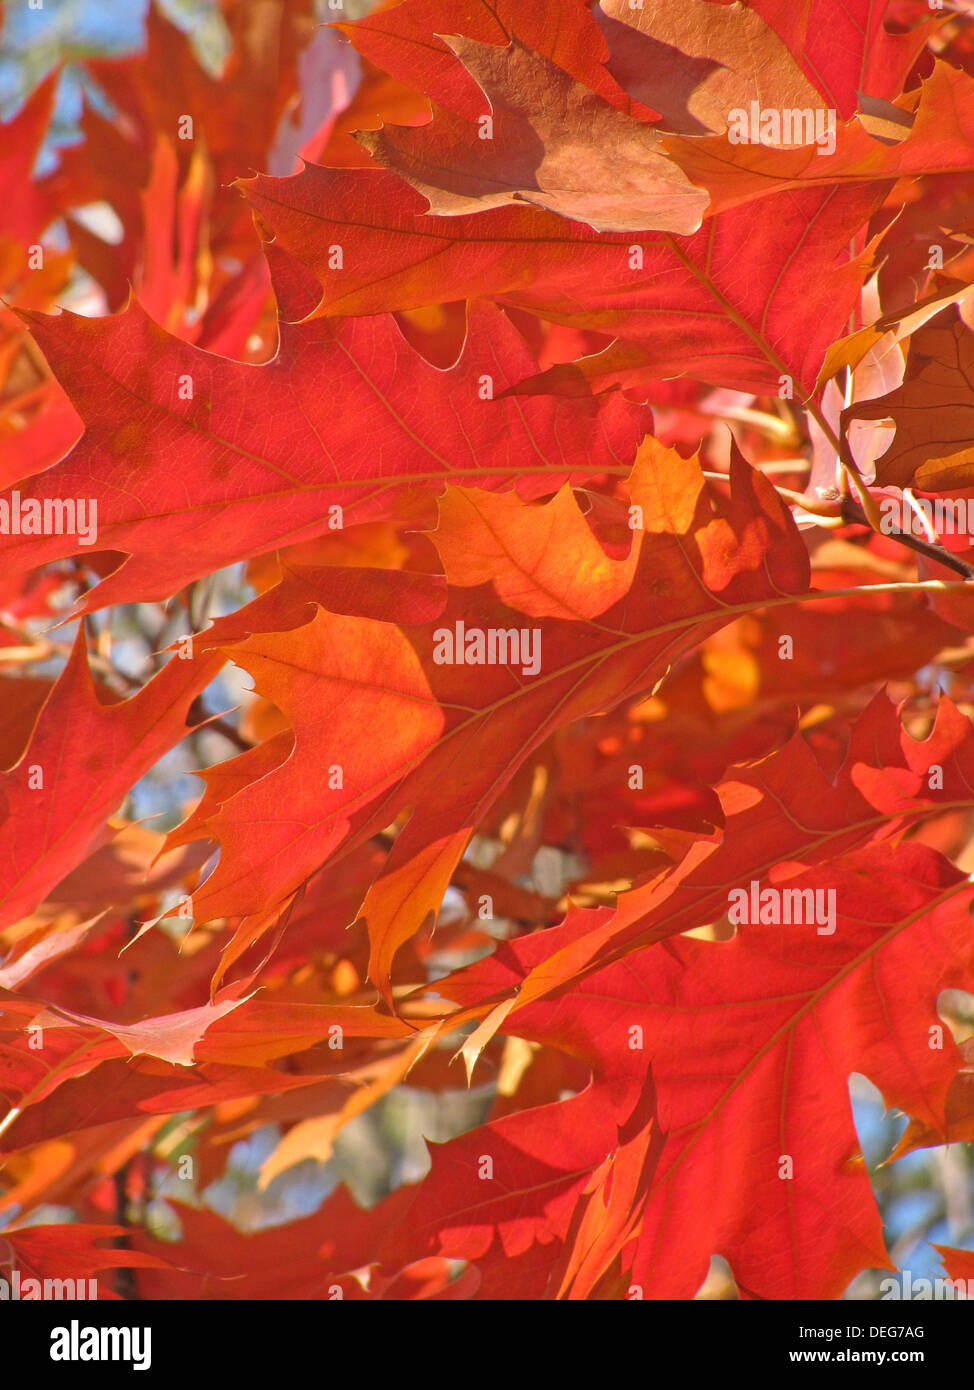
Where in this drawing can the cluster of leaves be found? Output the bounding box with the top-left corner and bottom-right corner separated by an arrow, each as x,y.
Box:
3,0 -> 974,1301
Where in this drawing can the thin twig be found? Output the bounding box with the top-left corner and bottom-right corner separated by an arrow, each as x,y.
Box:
840,498 -> 974,580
